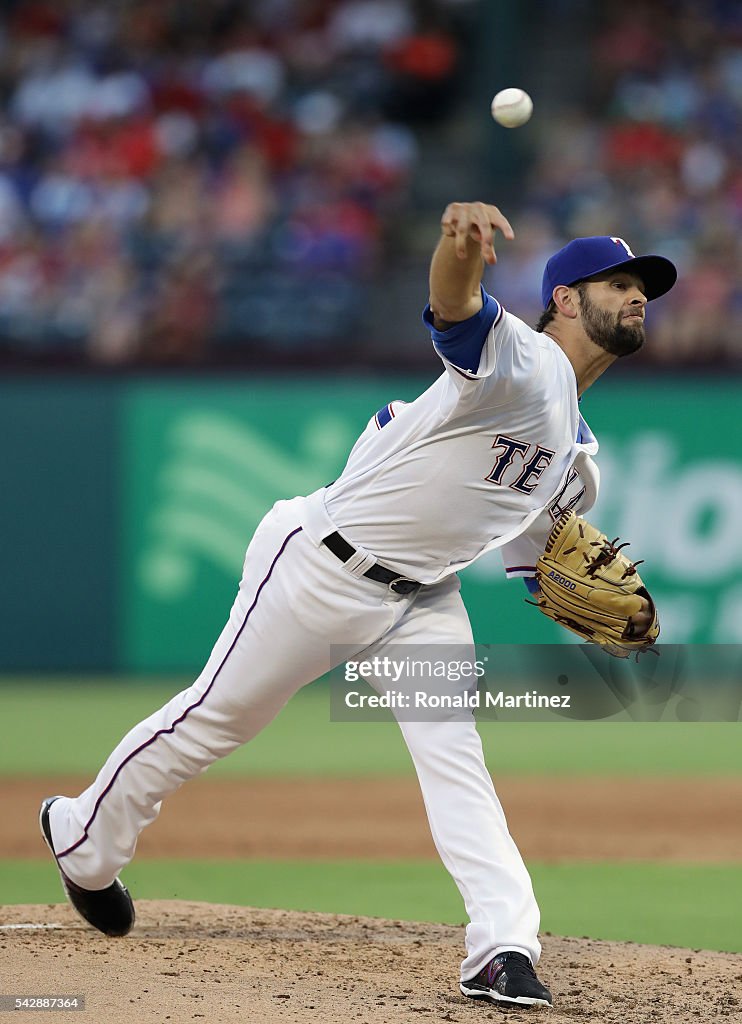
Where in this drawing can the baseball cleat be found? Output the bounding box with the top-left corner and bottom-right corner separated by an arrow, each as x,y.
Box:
460,951 -> 552,1008
39,796 -> 135,937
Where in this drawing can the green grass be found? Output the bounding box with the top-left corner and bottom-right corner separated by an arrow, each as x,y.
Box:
1,679 -> 741,777
3,859 -> 741,954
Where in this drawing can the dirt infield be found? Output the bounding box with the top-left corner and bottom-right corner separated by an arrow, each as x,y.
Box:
4,777 -> 742,1022
5,775 -> 742,862
5,901 -> 742,1024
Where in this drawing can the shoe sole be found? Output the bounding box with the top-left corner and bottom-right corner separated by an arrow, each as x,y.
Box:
460,982 -> 552,1008
39,796 -> 135,937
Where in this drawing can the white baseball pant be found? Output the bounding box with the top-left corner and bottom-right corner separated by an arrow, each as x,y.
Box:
47,492 -> 541,979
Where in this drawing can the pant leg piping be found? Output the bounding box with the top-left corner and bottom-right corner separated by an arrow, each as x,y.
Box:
56,526 -> 303,859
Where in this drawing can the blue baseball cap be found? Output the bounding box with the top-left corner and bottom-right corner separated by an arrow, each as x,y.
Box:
541,236 -> 677,310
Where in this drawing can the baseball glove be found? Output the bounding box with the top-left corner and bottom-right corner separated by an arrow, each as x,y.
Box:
533,511 -> 659,658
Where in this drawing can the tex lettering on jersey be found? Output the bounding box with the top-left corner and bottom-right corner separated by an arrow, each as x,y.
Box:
326,296 -> 599,586
546,465 -> 586,521
485,434 -> 556,495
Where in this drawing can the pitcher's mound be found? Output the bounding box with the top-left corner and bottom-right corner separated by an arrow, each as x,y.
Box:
3,901 -> 739,1023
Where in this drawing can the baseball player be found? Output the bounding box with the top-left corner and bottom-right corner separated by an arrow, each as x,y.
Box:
40,202 -> 676,1010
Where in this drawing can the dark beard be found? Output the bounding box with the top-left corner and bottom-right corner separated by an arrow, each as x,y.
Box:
578,287 -> 645,357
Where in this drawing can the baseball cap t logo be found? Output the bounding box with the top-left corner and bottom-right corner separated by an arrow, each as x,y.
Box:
611,237 -> 635,258
541,235 -> 677,308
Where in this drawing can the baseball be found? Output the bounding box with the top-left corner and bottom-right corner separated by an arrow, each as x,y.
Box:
491,88 -> 533,128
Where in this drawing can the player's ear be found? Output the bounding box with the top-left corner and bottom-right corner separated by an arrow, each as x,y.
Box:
553,284 -> 579,320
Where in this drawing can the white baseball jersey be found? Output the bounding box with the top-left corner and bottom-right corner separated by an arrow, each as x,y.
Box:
47,290 -> 591,985
323,288 -> 599,584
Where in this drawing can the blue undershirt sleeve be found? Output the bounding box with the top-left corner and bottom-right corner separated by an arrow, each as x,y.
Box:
422,286 -> 501,374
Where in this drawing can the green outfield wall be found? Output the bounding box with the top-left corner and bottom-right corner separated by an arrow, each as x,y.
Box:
2,375 -> 741,671
1,378 -> 119,670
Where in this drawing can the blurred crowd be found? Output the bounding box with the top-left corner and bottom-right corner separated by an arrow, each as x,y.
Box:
487,0 -> 742,366
0,0 -> 469,364
0,0 -> 740,367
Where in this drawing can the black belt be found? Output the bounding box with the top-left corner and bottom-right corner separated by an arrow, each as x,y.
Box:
322,532 -> 421,595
